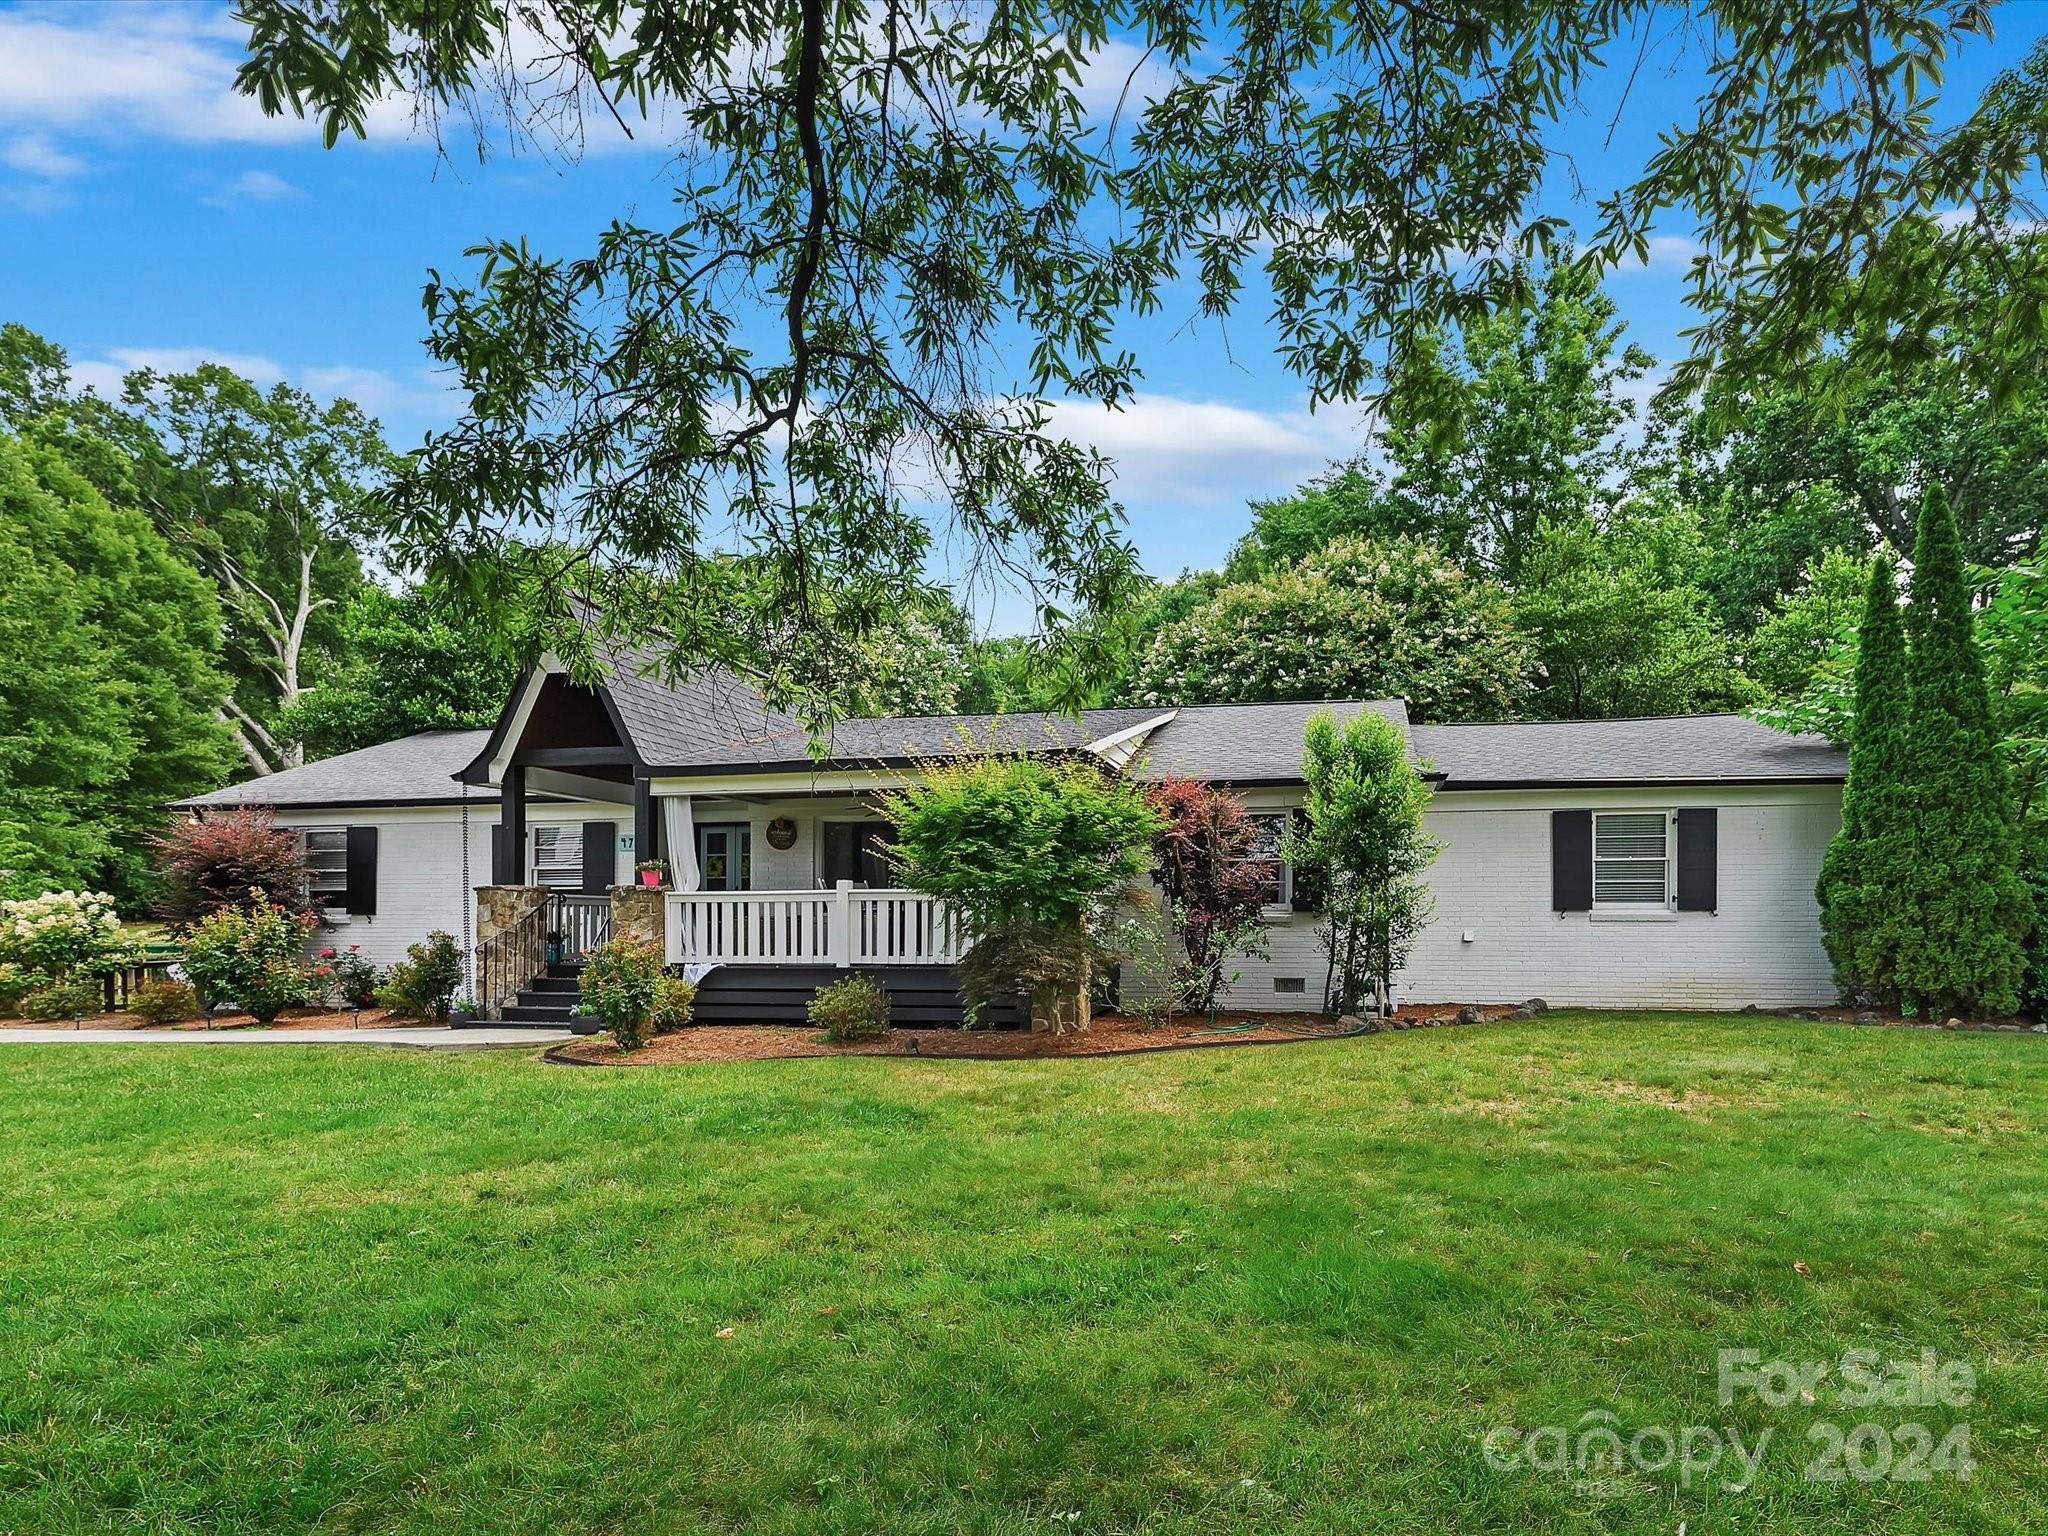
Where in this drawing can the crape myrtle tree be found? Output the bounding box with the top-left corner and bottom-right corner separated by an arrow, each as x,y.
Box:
1144,777 -> 1270,1015
233,1 -> 2048,719
1286,710 -> 1438,1019
149,808 -> 318,925
1894,486 -> 2032,1017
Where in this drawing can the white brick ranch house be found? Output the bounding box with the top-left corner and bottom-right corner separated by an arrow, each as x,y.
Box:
174,639 -> 1848,1023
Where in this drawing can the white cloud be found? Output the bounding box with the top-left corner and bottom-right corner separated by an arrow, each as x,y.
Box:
2,131 -> 86,179
204,169 -> 306,206
0,6 -> 313,146
0,0 -> 663,183
1047,392 -> 1371,510
0,181 -> 74,214
1071,37 -> 1176,126
67,345 -> 454,426
1635,233 -> 1702,270
1934,205 -> 2046,237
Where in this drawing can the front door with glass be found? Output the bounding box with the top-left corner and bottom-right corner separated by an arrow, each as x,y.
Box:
695,823 -> 752,891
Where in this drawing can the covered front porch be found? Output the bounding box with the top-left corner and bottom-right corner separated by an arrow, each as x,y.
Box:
460,666 -> 980,1016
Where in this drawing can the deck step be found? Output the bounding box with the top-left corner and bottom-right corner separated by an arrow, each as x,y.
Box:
502,1001 -> 579,1023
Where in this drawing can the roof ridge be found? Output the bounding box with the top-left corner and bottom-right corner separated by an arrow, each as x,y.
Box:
1414,711 -> 1760,730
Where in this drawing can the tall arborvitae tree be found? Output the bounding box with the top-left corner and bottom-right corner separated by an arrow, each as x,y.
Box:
1896,486 -> 2033,1017
1815,557 -> 1913,1005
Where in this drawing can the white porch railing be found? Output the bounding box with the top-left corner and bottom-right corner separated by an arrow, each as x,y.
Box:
665,882 -> 968,968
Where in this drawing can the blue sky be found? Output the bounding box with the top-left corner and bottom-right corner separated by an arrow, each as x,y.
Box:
4,0 -> 2044,623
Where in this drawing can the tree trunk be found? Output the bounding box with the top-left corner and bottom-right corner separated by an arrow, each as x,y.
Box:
1030,965 -> 1092,1035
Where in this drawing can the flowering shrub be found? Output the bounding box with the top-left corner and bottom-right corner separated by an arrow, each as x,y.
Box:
579,935 -> 665,1049
318,945 -> 380,1007
150,808 -> 315,922
180,892 -> 320,1025
0,890 -> 127,979
375,932 -> 463,1022
1124,535 -> 1533,720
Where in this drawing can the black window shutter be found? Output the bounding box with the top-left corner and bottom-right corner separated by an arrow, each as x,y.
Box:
344,826 -> 379,916
582,821 -> 616,894
490,824 -> 511,885
1675,808 -> 1718,912
1552,810 -> 1592,911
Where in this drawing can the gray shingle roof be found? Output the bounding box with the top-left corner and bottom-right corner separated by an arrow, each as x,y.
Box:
1133,699 -> 1410,782
174,730 -> 493,809
597,637 -> 1170,772
174,671 -> 1843,814
1411,714 -> 1846,787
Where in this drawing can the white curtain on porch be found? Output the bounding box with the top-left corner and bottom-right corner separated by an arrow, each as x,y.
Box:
660,794 -> 702,891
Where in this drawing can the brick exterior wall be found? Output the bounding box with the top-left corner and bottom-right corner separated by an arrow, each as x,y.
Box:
1207,783 -> 1842,1011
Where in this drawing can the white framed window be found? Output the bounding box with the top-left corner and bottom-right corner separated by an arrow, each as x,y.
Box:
1593,811 -> 1672,907
1244,813 -> 1292,908
303,829 -> 348,907
531,824 -> 584,889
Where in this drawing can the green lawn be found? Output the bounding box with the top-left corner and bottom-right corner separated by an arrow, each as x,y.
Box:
2,1015 -> 2043,1534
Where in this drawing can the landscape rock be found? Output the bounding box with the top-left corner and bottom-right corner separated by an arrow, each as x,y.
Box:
1507,1004 -> 1537,1021
1943,1017 -> 1964,1030
1456,1005 -> 1484,1026
1854,1012 -> 1880,1025
1521,997 -> 1550,1014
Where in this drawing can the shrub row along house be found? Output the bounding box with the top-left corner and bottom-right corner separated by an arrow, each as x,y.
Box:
174,637 -> 1847,1023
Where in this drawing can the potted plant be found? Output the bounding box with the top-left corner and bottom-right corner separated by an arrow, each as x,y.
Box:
635,858 -> 668,889
448,994 -> 482,1026
545,928 -> 566,966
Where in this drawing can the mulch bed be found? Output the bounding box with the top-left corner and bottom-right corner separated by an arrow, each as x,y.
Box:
0,1006 -> 413,1032
550,1009 -> 1357,1065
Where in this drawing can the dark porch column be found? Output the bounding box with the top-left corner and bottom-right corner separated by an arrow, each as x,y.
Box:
500,763 -> 528,884
633,774 -> 657,873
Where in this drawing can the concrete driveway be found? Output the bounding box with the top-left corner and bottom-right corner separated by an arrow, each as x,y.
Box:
0,1026 -> 569,1049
